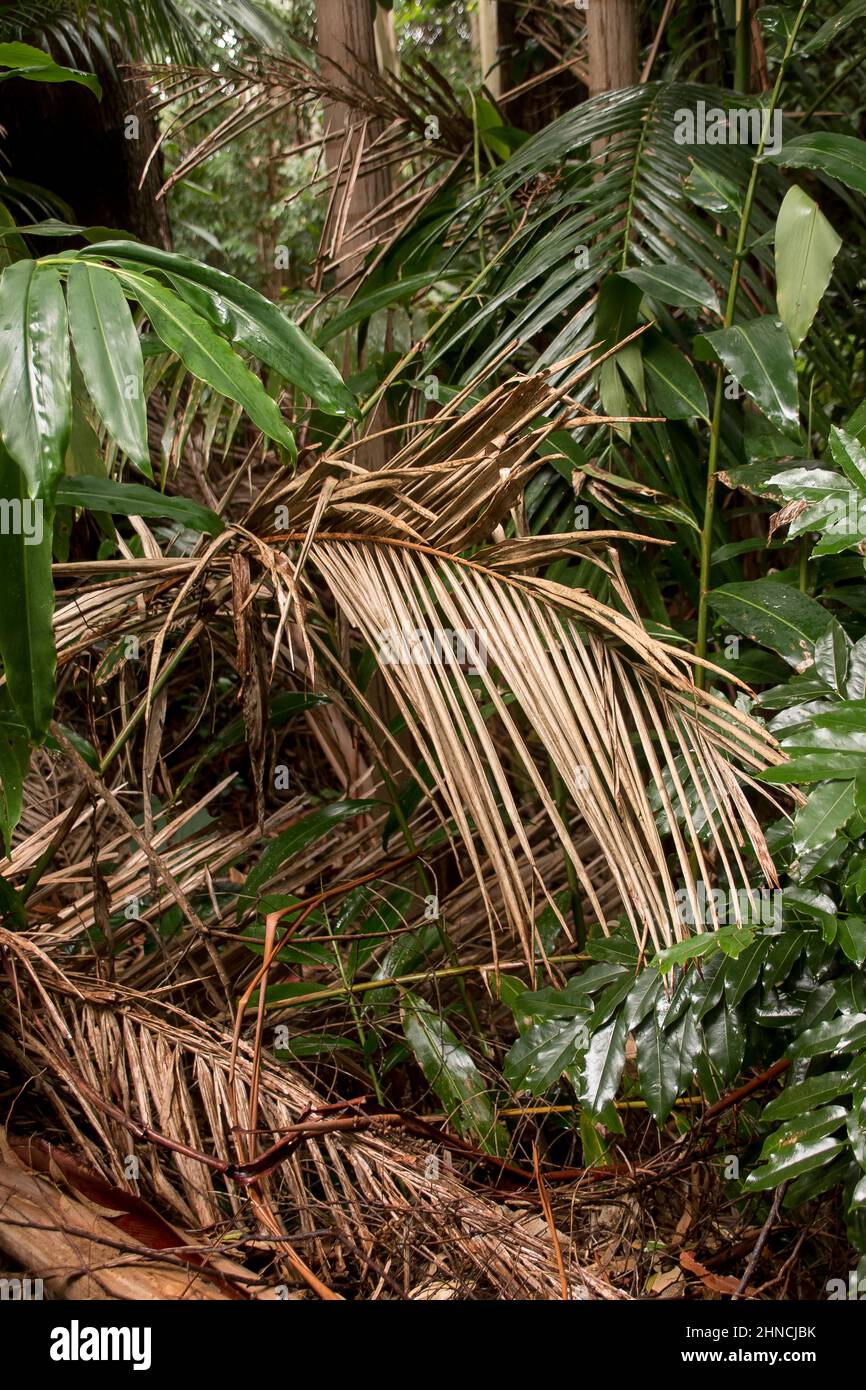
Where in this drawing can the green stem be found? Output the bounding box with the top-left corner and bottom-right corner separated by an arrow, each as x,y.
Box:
695,0 -> 812,687
734,0 -> 752,93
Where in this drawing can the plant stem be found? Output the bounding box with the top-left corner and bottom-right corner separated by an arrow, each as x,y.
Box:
695,0 -> 812,687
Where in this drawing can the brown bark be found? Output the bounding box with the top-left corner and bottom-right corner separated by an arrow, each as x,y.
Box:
315,0 -> 392,284
0,47 -> 170,248
588,0 -> 639,96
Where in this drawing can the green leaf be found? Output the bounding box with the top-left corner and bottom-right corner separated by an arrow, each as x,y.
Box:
788,1013 -> 866,1059
805,1 -> 866,53
0,441 -> 55,738
579,1013 -> 627,1117
793,781 -> 857,855
317,272 -> 442,345
66,263 -> 148,470
707,580 -> 831,669
746,1106 -> 848,1190
781,702 -> 866,753
698,318 -> 799,430
774,186 -> 841,348
764,753 -> 866,785
0,42 -> 101,98
111,269 -> 296,456
838,916 -> 866,967
619,264 -> 720,316
768,133 -> 866,198
635,1009 -> 680,1121
829,427 -> 866,494
814,621 -> 851,692
702,1000 -> 746,1082
504,1014 -> 589,1094
236,801 -> 378,916
83,242 -> 357,417
0,261 -> 71,500
402,991 -> 508,1155
643,332 -> 709,421
762,1071 -> 854,1123
0,689 -> 30,854
55,475 -> 224,536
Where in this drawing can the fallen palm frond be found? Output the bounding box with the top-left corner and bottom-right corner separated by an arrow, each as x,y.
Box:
0,961 -> 623,1299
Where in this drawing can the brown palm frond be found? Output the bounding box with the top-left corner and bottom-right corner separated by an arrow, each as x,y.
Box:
0,962 -> 622,1299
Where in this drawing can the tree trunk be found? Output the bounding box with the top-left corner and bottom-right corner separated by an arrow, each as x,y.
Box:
588,0 -> 638,95
315,0 -> 392,284
476,0 -> 502,98
0,47 -> 170,248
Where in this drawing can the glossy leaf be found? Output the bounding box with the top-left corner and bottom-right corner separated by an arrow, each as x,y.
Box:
698,317 -> 799,430
619,264 -> 720,316
707,580 -> 831,668
66,262 -> 149,470
402,991 -> 508,1155
114,269 -> 296,456
643,332 -> 709,421
237,801 -> 378,916
0,41 -> 101,97
579,1014 -> 627,1117
504,1014 -> 590,1094
768,133 -> 866,198
0,260 -> 71,500
0,441 -> 55,738
774,185 -> 841,347
56,474 -> 224,535
83,242 -> 357,417
793,781 -> 856,855
746,1106 -> 848,1190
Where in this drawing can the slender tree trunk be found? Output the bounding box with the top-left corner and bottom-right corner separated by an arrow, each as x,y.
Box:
588,0 -> 638,95
0,48 -> 170,248
476,0 -> 501,98
316,0 -> 392,284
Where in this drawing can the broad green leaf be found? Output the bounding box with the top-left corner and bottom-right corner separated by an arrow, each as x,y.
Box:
318,272 -> 442,345
55,475 -> 224,536
805,1 -> 866,52
746,1106 -> 847,1190
66,263 -> 148,469
402,991 -> 508,1155
0,689 -> 30,854
793,780 -> 856,855
83,242 -> 357,417
643,333 -> 708,421
781,702 -> 866,754
762,1071 -> 853,1123
0,261 -> 71,499
702,1000 -> 745,1081
788,1013 -> 866,1059
838,916 -> 866,967
698,318 -> 799,431
113,269 -> 295,457
237,801 -> 378,916
0,442 -> 55,738
774,185 -> 841,347
768,133 -> 866,198
0,42 -> 101,97
579,1013 -> 627,1117
504,1014 -> 590,1094
829,427 -> 866,493
635,1010 -> 680,1122
619,264 -> 720,316
814,622 -> 851,692
707,580 -> 831,668
758,752 -> 866,784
